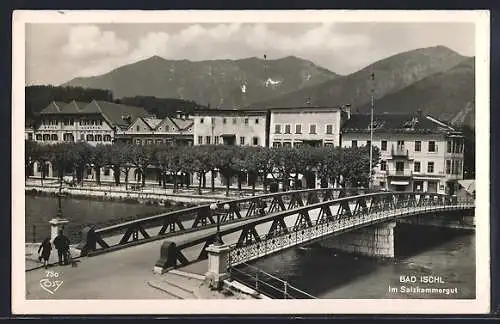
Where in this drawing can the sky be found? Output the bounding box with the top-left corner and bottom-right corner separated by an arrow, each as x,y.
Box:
25,22 -> 475,86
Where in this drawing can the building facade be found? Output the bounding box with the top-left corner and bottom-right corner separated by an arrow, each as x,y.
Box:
192,109 -> 269,147
269,106 -> 348,148
117,113 -> 194,146
29,100 -> 150,146
341,112 -> 464,194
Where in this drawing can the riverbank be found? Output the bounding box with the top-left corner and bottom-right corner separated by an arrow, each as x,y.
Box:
26,178 -> 263,205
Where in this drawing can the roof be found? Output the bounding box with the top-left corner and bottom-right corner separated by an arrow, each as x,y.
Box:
86,100 -> 150,129
458,180 -> 475,195
142,117 -> 163,129
169,117 -> 194,130
39,101 -> 67,114
341,113 -> 457,134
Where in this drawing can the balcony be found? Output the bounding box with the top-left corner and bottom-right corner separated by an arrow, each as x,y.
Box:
386,169 -> 413,177
391,145 -> 409,158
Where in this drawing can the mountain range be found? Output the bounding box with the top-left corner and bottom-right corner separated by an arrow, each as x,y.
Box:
62,45 -> 475,127
64,55 -> 339,109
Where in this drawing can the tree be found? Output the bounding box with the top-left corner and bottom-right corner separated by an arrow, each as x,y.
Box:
107,142 -> 133,187
48,143 -> 75,182
190,145 -> 215,195
25,140 -> 37,179
88,144 -> 108,185
72,142 -> 92,185
130,144 -> 156,187
213,146 -> 237,196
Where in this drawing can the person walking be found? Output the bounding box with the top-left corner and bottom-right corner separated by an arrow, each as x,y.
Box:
53,230 -> 70,266
37,237 -> 52,269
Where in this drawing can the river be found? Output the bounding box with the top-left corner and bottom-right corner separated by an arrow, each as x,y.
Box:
25,195 -> 168,244
25,195 -> 475,299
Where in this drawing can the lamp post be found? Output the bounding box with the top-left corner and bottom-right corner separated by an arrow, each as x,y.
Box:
56,176 -> 63,218
211,203 -> 229,246
368,71 -> 375,189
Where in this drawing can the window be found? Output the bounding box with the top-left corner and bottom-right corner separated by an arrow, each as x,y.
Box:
273,142 -> 281,148
396,161 -> 405,172
244,118 -> 249,125
309,124 -> 317,134
446,160 -> 451,174
447,140 -> 452,153
146,139 -> 153,144
326,124 -> 333,134
414,161 -> 421,173
80,134 -> 85,141
103,135 -> 112,142
428,141 -> 436,152
381,140 -> 387,151
214,136 -> 219,145
200,118 -> 204,124
43,134 -> 50,141
427,162 -> 434,173
99,120 -> 103,126
252,137 -> 259,146
367,140 -> 371,147
255,119 -> 259,124
324,142 -> 334,147
283,142 -> 292,148
295,124 -> 302,134
103,167 -> 110,176
285,124 -> 291,134
95,135 -> 103,142
294,142 -> 302,148
28,133 -> 33,141
35,134 -> 42,141
275,124 -> 281,134
397,140 -> 404,149
232,118 -> 237,124
206,136 -> 211,145
86,134 -> 94,141
136,125 -> 140,131
223,118 -> 227,124
240,137 -> 245,145
415,141 -> 421,152
63,133 -> 73,142
380,160 -> 387,171
352,140 -> 358,148
135,139 -> 142,145
155,139 -> 163,144
51,134 -> 58,141
198,136 -> 203,144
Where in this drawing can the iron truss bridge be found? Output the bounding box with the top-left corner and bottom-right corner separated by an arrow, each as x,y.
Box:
162,192 -> 474,268
79,188 -> 375,255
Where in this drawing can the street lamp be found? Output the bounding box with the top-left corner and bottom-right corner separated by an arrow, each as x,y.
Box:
210,202 -> 228,246
56,175 -> 63,219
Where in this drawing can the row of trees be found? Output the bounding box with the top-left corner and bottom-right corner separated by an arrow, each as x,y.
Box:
25,141 -> 380,196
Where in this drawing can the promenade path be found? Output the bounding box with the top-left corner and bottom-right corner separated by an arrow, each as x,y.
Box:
26,207 -> 323,300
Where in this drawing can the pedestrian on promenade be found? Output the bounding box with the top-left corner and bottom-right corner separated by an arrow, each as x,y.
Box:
37,237 -> 52,269
53,230 -> 70,266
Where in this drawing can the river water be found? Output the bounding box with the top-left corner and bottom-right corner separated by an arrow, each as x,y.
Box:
25,195 -> 475,299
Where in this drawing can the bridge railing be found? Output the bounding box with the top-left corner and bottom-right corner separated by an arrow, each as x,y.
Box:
164,191 -> 474,270
79,187 -> 374,255
228,262 -> 317,299
226,194 -> 475,266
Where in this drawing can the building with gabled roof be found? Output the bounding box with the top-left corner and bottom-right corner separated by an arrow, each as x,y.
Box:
117,115 -> 194,146
341,111 -> 465,194
29,99 -> 150,146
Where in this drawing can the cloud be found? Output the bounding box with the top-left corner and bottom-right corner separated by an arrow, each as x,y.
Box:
62,25 -> 129,59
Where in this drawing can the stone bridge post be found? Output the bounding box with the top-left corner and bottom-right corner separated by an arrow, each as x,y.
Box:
320,221 -> 396,258
204,243 -> 232,290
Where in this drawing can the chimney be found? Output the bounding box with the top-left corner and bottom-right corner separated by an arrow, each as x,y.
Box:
416,109 -> 423,121
176,110 -> 183,119
344,104 -> 352,120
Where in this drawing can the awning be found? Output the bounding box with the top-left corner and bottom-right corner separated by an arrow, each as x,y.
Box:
220,134 -> 236,138
391,180 -> 410,186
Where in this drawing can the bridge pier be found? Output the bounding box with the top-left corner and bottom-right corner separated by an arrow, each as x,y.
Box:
320,221 -> 396,258
205,243 -> 232,290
